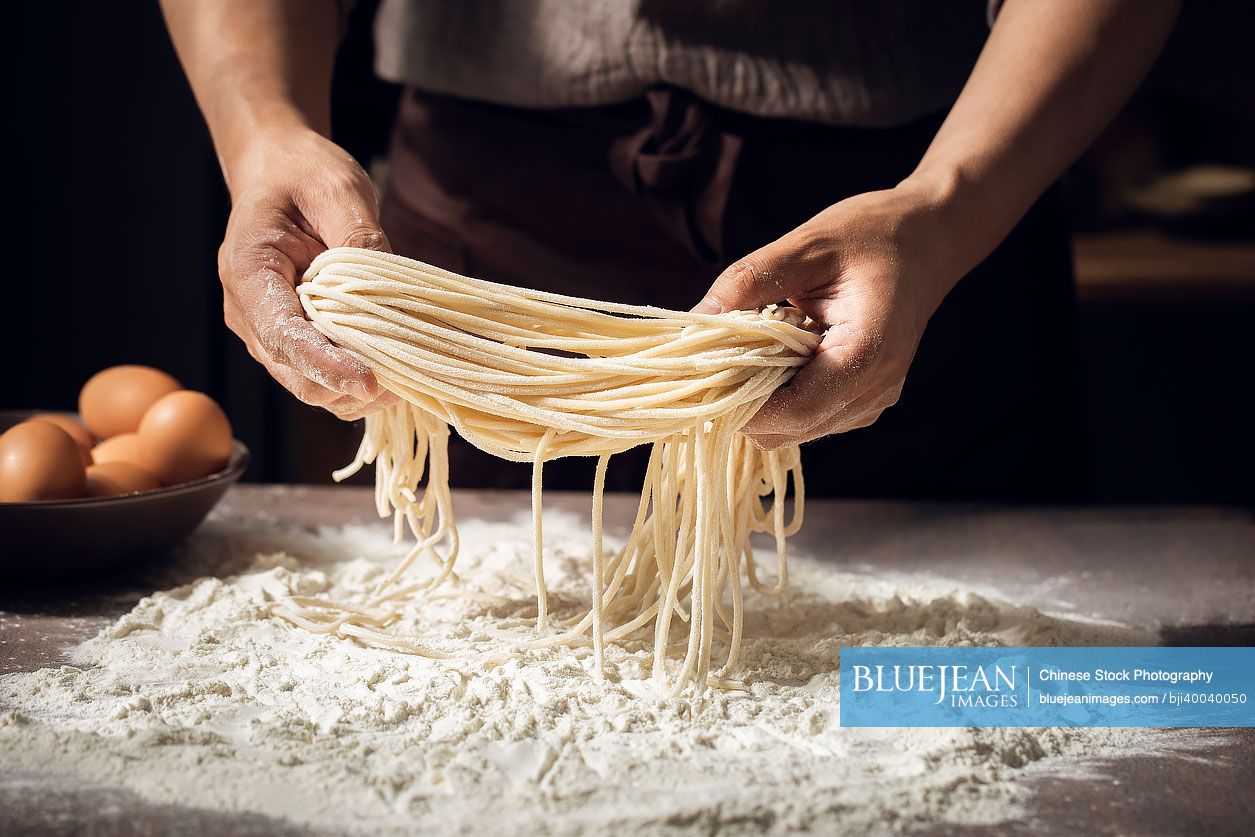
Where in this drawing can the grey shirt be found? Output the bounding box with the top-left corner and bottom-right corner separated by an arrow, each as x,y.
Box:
373,0 -> 994,128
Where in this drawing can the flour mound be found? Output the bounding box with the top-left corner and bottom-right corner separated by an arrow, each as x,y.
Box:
2,513 -> 1157,834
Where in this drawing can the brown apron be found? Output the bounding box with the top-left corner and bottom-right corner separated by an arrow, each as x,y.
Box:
380,87 -> 1087,501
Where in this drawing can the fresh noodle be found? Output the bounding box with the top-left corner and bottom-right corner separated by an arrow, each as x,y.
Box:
277,247 -> 818,695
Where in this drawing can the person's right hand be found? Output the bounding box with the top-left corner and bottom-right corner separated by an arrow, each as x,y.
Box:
219,127 -> 396,420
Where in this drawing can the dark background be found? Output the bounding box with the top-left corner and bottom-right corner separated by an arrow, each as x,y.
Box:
4,1 -> 1253,505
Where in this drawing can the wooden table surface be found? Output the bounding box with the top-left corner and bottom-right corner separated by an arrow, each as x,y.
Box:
2,485 -> 1253,835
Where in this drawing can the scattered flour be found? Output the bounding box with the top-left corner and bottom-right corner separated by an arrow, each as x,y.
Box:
1,510 -> 1164,834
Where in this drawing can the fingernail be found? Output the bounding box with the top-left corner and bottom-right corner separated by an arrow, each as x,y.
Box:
692,297 -> 723,315
345,379 -> 374,401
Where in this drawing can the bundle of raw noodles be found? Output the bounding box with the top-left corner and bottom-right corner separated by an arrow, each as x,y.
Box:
279,247 -> 819,694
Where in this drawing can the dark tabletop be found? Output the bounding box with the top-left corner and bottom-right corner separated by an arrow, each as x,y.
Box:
2,485 -> 1253,836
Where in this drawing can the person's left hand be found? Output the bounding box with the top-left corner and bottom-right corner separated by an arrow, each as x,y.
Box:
693,178 -> 966,449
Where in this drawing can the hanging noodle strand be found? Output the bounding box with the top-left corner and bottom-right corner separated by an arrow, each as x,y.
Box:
277,247 -> 819,695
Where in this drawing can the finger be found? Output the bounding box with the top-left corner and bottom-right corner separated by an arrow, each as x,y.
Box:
241,336 -> 346,410
228,250 -> 384,401
741,321 -> 879,439
693,228 -> 833,314
842,407 -> 887,433
299,168 -> 392,253
809,377 -> 902,436
332,224 -> 391,252
742,431 -> 795,452
367,389 -> 399,411
803,385 -> 898,438
325,389 -> 398,421
743,403 -> 874,450
744,376 -> 902,448
226,294 -> 350,406
268,358 -> 348,409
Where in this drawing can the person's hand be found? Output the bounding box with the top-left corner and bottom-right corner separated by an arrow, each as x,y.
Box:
695,178 -> 966,449
219,128 -> 396,420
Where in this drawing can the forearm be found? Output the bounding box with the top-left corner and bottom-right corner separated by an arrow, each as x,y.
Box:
909,0 -> 1181,287
159,0 -> 340,191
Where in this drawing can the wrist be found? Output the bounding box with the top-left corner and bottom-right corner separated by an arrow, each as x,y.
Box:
902,156 -> 1038,284
200,71 -> 328,195
889,171 -> 979,314
220,120 -> 319,197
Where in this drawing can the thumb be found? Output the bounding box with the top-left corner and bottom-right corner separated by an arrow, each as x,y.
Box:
334,222 -> 392,253
305,173 -> 393,254
692,235 -> 817,314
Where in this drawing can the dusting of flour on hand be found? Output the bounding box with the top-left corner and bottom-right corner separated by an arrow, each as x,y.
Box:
1,511 -> 1161,834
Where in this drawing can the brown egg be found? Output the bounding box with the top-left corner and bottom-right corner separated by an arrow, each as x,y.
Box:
0,421 -> 87,502
92,432 -> 140,465
79,365 -> 181,440
136,391 -> 233,485
84,461 -> 161,497
31,413 -> 95,466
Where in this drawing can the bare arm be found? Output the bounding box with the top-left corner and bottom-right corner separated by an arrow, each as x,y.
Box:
161,0 -> 393,417
698,0 -> 1182,447
913,0 -> 1182,287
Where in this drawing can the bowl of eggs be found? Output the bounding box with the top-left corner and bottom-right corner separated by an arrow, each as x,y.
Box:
1,365 -> 248,580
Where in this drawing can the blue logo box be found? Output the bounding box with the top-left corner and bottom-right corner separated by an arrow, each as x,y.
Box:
839,647 -> 1255,727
